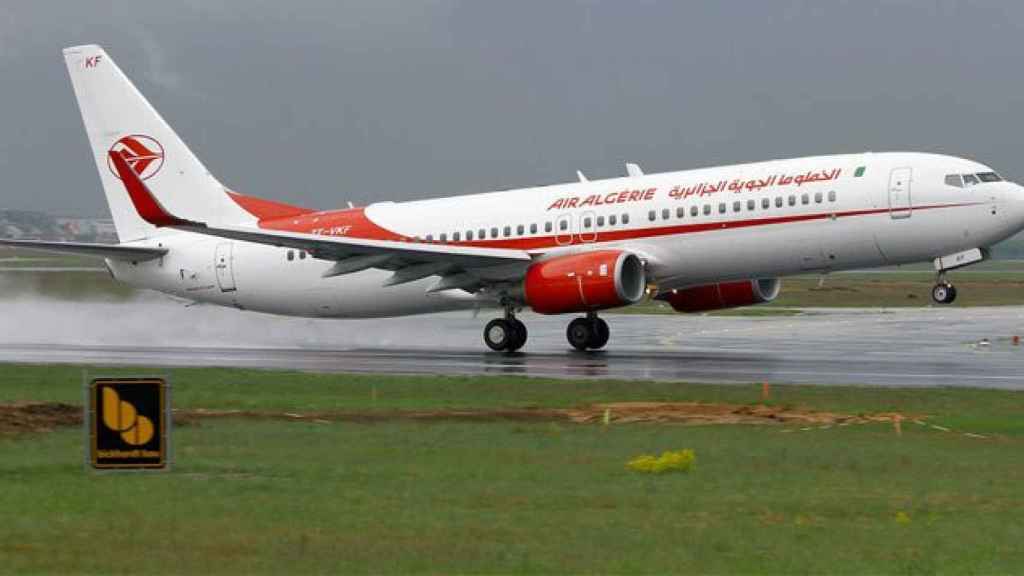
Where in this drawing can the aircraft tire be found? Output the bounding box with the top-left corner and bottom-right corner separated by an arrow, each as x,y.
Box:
588,317 -> 610,349
567,318 -> 593,351
507,319 -> 528,352
484,318 -> 513,351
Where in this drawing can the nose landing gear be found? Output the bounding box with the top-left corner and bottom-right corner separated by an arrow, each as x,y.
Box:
931,282 -> 957,304
567,312 -> 610,351
931,272 -> 957,305
484,302 -> 527,352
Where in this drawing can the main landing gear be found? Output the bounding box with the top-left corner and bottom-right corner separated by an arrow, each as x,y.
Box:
484,303 -> 527,353
566,312 -> 609,352
931,272 -> 957,305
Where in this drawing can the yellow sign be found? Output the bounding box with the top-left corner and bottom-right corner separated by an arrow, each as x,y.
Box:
89,378 -> 168,469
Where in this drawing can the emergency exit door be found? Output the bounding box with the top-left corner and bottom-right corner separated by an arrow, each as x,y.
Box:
215,242 -> 237,292
888,167 -> 912,219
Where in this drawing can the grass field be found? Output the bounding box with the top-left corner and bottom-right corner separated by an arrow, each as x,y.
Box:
1,364 -> 1023,574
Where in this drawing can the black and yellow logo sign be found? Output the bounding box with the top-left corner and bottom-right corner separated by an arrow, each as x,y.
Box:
89,378 -> 168,469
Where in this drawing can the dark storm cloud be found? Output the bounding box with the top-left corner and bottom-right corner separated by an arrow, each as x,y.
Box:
2,1 -> 1024,216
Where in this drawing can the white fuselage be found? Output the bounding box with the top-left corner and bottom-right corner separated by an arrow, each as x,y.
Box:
108,152 -> 1024,318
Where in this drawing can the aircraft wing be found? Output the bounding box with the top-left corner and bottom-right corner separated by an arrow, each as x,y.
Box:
110,151 -> 531,288
0,238 -> 167,262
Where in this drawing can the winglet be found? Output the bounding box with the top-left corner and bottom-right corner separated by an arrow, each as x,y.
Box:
109,150 -> 196,228
625,162 -> 644,177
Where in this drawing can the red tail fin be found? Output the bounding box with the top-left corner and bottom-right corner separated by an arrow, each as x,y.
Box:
109,151 -> 196,228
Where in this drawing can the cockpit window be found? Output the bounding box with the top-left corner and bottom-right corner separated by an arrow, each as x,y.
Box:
977,172 -> 1002,183
963,174 -> 980,186
944,174 -> 963,188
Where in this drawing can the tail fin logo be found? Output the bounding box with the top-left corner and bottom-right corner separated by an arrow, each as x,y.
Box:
107,135 -> 165,181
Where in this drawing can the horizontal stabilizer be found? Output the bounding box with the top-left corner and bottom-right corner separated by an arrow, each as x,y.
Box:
0,238 -> 167,261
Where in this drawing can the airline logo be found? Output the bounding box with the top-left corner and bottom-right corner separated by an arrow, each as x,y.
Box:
107,135 -> 165,181
89,378 -> 168,470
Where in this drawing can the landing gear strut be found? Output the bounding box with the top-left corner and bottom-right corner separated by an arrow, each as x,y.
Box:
931,272 -> 957,305
567,312 -> 610,351
484,302 -> 527,353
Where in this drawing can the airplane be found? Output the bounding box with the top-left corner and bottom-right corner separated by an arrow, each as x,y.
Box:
3,44 -> 1023,353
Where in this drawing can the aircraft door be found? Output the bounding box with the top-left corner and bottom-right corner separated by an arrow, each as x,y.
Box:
555,214 -> 573,246
888,167 -> 912,219
215,242 -> 237,292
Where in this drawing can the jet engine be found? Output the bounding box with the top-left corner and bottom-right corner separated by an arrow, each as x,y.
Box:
659,278 -> 781,313
523,250 -> 646,314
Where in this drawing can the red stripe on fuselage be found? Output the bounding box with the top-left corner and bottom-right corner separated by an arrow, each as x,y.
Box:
257,202 -> 981,250
260,207 -> 406,241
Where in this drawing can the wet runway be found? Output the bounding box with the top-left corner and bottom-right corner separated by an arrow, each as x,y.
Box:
1,293 -> 1022,388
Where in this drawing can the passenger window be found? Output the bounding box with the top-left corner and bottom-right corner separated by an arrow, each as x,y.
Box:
596,216 -> 604,227
762,198 -> 770,209
814,192 -> 823,203
426,234 -> 434,242
440,233 -> 447,242
530,223 -> 538,234
747,199 -> 755,211
944,174 -> 963,188
478,229 -> 486,239
503,226 -> 511,237
648,210 -> 656,221
828,190 -> 837,202
676,206 -> 685,218
703,204 -> 711,215
466,230 -> 473,241
963,174 -> 980,186
622,213 -> 630,224
516,224 -> 525,235
299,251 -> 306,259
661,208 -> 670,220
733,201 -> 741,212
559,220 -> 568,231
801,193 -> 809,205
609,214 -> 617,226
287,250 -> 294,261
491,227 -> 498,238
691,205 -> 698,217
788,195 -> 796,206
977,172 -> 1002,183
775,197 -> 783,208
544,222 -> 552,233
453,232 -> 461,241
583,217 -> 592,228
718,203 -> 726,214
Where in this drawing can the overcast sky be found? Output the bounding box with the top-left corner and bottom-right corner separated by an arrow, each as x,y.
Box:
2,1 -> 1024,216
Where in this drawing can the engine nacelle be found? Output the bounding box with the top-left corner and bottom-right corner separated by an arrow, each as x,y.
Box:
660,278 -> 781,313
524,250 -> 646,315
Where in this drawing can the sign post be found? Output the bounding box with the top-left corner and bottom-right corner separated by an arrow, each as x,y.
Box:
86,377 -> 171,471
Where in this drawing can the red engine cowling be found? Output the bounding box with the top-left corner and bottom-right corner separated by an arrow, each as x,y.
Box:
660,278 -> 781,313
524,250 -> 647,315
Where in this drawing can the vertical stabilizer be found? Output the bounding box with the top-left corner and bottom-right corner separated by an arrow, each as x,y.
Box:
63,44 -> 252,242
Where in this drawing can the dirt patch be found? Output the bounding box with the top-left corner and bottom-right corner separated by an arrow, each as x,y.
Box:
0,402 -> 81,435
567,402 -> 909,426
0,401 -> 915,435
